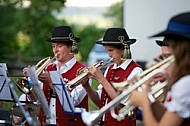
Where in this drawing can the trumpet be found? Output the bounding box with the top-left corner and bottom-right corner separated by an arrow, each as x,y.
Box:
16,55 -> 57,102
113,55 -> 174,92
81,55 -> 175,125
66,58 -> 113,91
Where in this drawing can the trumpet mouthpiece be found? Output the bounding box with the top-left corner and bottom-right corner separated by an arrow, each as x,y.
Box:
108,58 -> 113,63
102,58 -> 113,68
52,54 -> 58,60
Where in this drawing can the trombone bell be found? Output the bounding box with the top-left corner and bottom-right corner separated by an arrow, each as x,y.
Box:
81,111 -> 100,126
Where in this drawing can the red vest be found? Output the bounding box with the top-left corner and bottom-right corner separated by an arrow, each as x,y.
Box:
99,61 -> 140,126
38,61 -> 88,126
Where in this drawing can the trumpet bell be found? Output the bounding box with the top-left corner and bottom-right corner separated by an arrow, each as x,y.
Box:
15,55 -> 56,102
81,110 -> 99,126
16,77 -> 32,94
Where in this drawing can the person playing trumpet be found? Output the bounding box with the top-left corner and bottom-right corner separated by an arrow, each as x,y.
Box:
153,39 -> 172,62
129,12 -> 190,126
23,26 -> 89,126
82,28 -> 143,126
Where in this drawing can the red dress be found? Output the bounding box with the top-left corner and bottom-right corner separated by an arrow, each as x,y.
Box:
98,61 -> 140,126
38,61 -> 88,126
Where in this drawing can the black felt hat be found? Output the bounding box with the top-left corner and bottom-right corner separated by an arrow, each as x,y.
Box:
150,12 -> 190,40
96,28 -> 136,59
96,28 -> 136,45
46,26 -> 81,43
156,40 -> 168,46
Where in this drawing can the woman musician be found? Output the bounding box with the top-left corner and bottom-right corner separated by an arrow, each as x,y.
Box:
82,28 -> 143,126
129,12 -> 190,126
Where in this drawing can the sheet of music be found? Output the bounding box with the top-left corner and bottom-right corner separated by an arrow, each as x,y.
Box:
0,63 -> 14,101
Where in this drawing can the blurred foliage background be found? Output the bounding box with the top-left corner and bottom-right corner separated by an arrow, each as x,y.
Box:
0,0 -> 123,110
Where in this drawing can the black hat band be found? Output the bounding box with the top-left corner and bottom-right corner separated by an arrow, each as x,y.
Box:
51,37 -> 75,41
50,33 -> 76,42
101,41 -> 130,44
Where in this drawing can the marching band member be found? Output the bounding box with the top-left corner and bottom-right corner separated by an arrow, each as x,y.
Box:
23,26 -> 89,126
83,28 -> 143,126
129,12 -> 190,126
153,39 -> 172,62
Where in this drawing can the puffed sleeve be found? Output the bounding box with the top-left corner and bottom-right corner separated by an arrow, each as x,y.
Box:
165,75 -> 190,118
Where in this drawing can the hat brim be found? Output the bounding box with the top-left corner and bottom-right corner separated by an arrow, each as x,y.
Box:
46,37 -> 81,43
156,40 -> 168,46
149,30 -> 190,40
95,39 -> 136,45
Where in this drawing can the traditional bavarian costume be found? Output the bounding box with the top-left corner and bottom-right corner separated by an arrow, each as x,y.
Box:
94,28 -> 143,126
98,59 -> 142,126
38,26 -> 88,126
38,57 -> 88,126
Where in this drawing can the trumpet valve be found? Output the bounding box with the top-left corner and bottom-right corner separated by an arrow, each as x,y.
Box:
93,60 -> 104,68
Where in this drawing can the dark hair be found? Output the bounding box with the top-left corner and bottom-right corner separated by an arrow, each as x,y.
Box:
166,35 -> 190,90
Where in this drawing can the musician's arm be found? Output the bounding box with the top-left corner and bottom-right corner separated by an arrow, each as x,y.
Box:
83,83 -> 100,106
151,101 -> 166,121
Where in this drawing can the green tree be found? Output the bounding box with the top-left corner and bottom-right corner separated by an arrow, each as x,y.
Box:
0,1 -> 20,62
71,24 -> 105,62
15,0 -> 66,57
103,1 -> 123,27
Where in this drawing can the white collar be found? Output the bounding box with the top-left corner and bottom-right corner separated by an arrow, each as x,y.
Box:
112,59 -> 132,70
54,57 -> 76,73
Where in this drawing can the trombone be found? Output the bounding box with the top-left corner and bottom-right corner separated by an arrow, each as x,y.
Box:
81,55 -> 175,126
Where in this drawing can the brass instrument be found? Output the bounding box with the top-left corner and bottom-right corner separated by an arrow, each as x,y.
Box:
16,55 -> 57,102
113,55 -> 174,92
111,55 -> 175,120
27,66 -> 51,124
66,58 -> 113,91
81,55 -> 174,125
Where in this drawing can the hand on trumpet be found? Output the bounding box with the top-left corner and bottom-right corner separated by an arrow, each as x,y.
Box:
80,77 -> 90,87
22,65 -> 31,77
153,53 -> 171,62
38,72 -> 54,90
87,66 -> 104,83
128,71 -> 168,107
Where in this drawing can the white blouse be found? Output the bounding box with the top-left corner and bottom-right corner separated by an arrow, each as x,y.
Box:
97,59 -> 143,99
165,75 -> 190,118
53,57 -> 88,106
